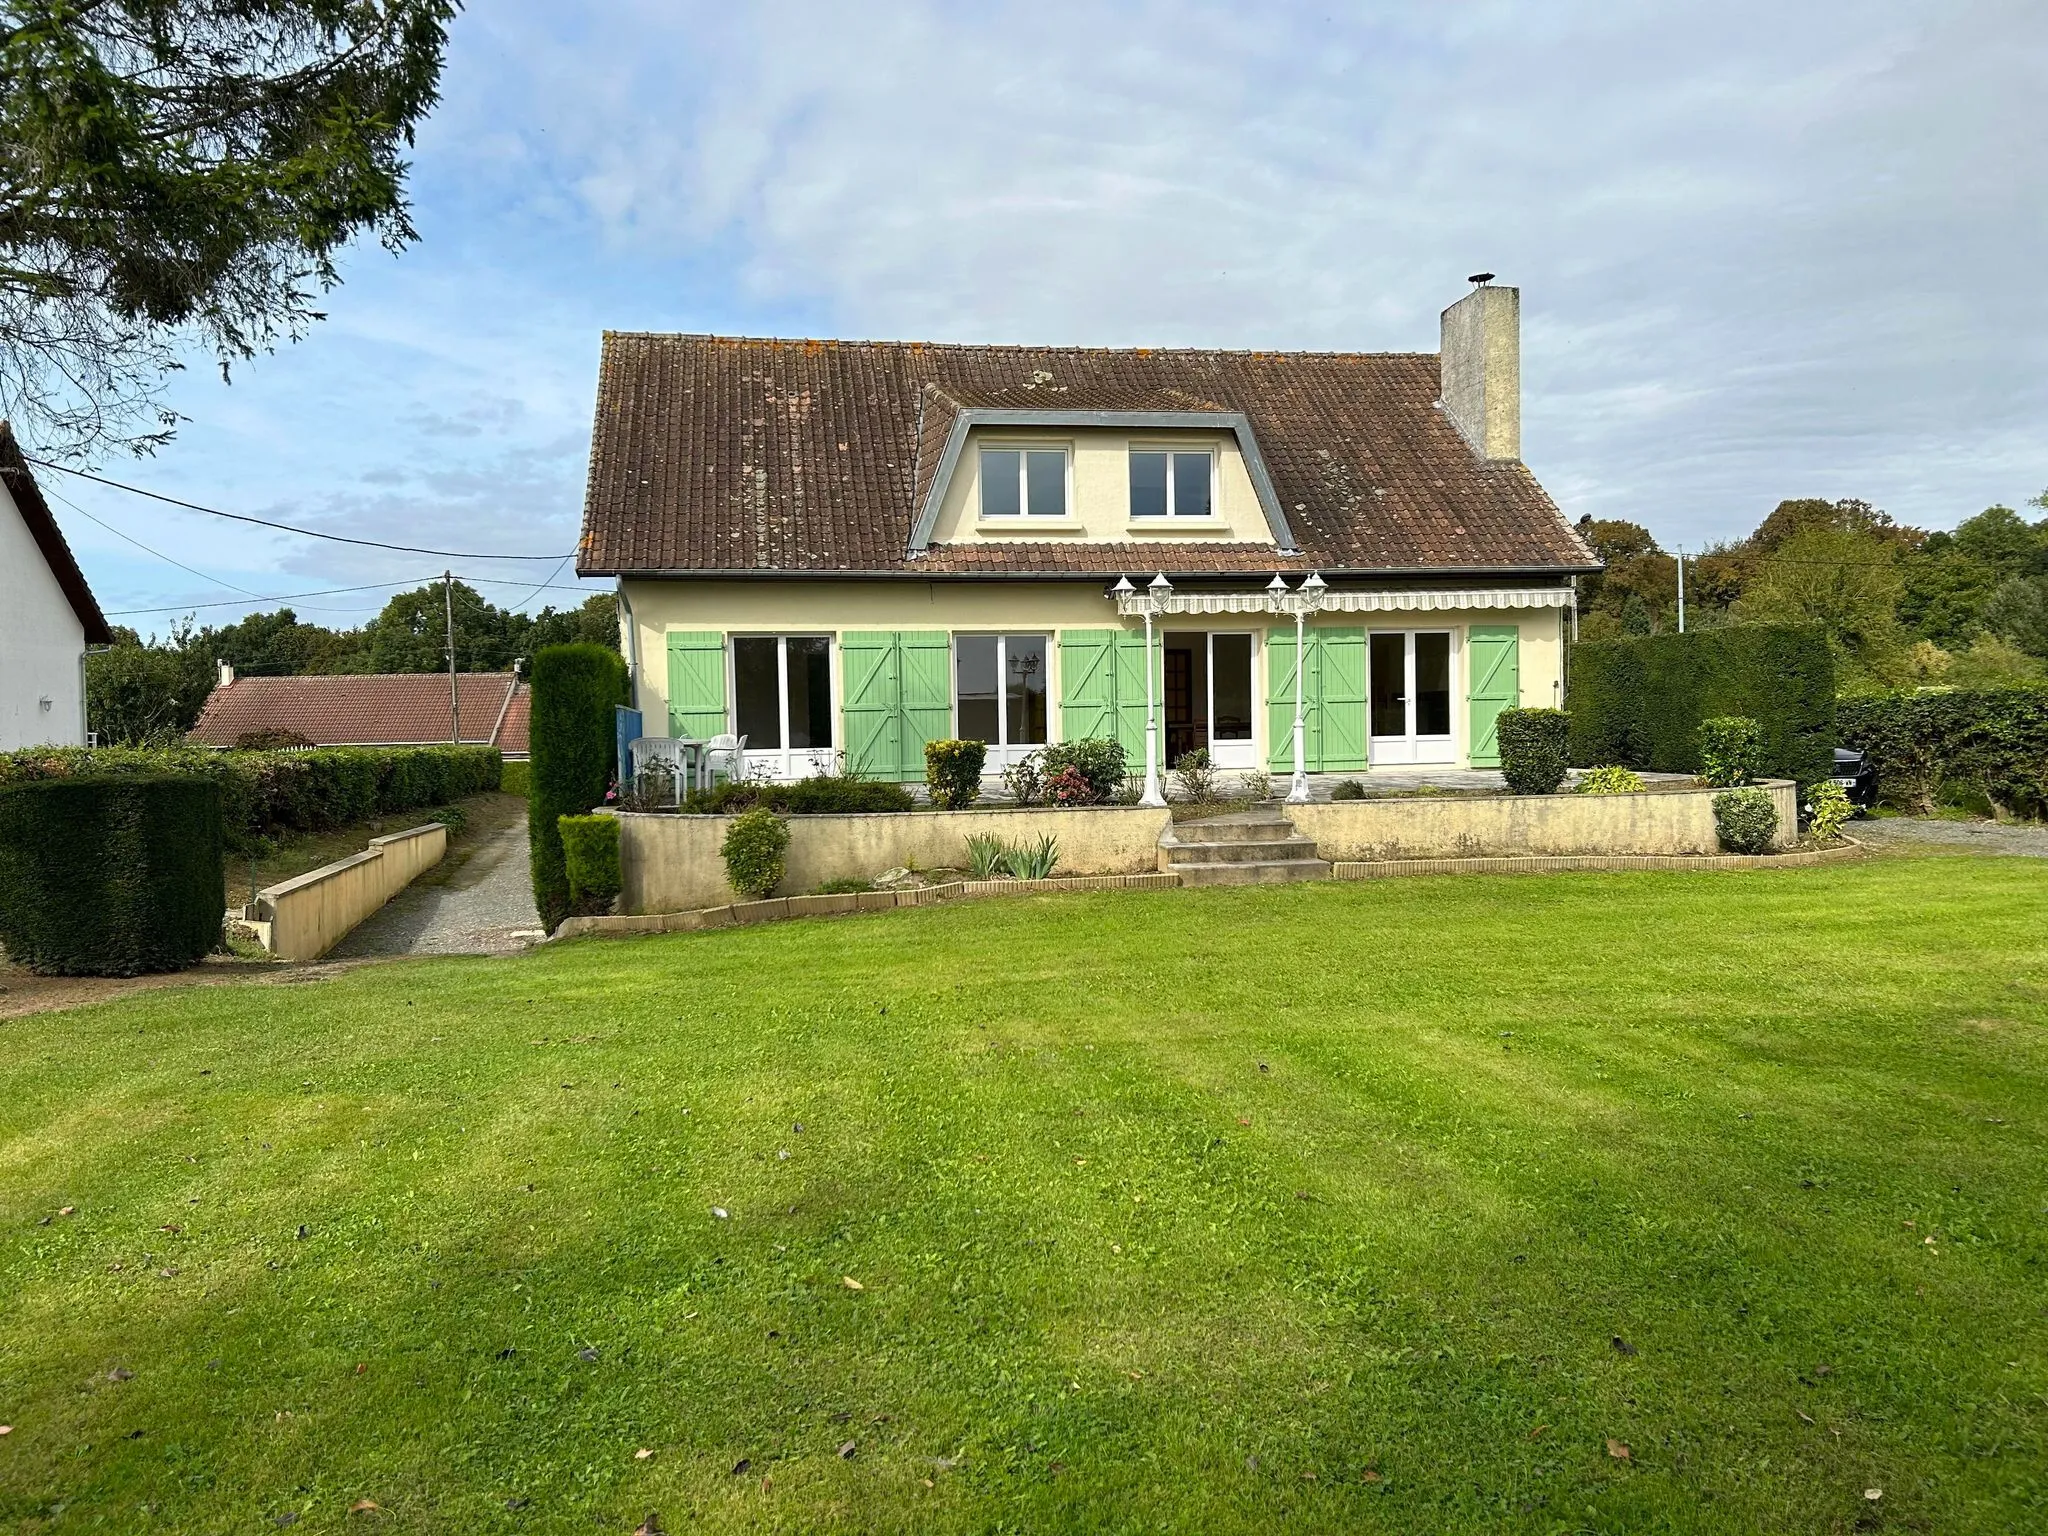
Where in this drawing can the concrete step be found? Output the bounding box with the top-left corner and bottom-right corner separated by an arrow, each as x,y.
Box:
1166,819 -> 1302,847
1162,835 -> 1324,865
1172,857 -> 1333,886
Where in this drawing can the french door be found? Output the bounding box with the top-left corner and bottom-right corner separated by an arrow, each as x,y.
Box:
732,635 -> 837,780
1367,630 -> 1455,765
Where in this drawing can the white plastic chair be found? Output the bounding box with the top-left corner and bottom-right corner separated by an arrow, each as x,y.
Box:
700,733 -> 747,789
628,736 -> 693,806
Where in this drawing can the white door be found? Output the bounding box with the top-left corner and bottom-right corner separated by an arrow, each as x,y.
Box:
733,635 -> 838,781
1207,632 -> 1258,770
1368,630 -> 1456,766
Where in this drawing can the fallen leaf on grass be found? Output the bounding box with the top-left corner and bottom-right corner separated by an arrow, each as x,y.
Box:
577,1347 -> 600,1363
636,1448 -> 655,1460
0,1425 -> 12,1435
1236,1117 -> 1251,1126
354,1363 -> 367,1376
107,1367 -> 134,1382
838,1440 -> 858,1459
349,1500 -> 379,1514
58,1206 -> 74,1217
1796,1409 -> 1815,1425
1528,1424 -> 1547,1441
711,1207 -> 729,1220
1865,1488 -> 1882,1501
760,1475 -> 773,1493
160,1224 -> 181,1234
921,1477 -> 934,1488
1073,1158 -> 1087,1166
842,1276 -> 863,1291
632,1515 -> 664,1536
1361,1468 -> 1382,1483
1606,1439 -> 1631,1461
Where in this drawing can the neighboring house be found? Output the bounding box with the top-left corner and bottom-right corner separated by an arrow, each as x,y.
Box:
577,282 -> 1598,784
188,670 -> 531,757
0,422 -> 113,750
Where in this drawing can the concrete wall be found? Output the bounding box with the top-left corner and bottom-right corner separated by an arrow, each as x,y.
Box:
256,822 -> 448,961
1290,780 -> 1799,860
0,478 -> 87,750
619,805 -> 1172,914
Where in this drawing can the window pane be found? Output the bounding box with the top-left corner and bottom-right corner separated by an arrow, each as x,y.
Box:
1025,450 -> 1066,516
1415,632 -> 1451,737
1370,633 -> 1407,738
1005,635 -> 1048,745
955,635 -> 999,743
786,636 -> 832,749
1129,451 -> 1168,517
733,637 -> 782,749
1212,634 -> 1253,740
980,449 -> 1021,517
1172,452 -> 1212,517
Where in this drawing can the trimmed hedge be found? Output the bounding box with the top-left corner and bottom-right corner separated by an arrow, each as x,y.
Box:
0,744 -> 501,853
1497,708 -> 1569,795
0,776 -> 225,975
1568,626 -> 1835,784
529,644 -> 629,931
1836,686 -> 2048,817
558,814 -> 622,911
681,774 -> 916,816
722,807 -> 789,899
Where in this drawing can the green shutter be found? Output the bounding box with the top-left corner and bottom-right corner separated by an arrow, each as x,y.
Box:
1317,628 -> 1368,772
899,631 -> 955,775
1059,627 -> 1149,757
1467,625 -> 1521,768
1267,627 -> 1300,772
841,632 -> 904,779
1111,629 -> 1153,761
665,631 -> 727,739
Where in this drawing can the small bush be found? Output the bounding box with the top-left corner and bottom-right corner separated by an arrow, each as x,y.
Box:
1329,779 -> 1366,801
814,877 -> 874,895
0,776 -> 225,976
682,774 -> 915,816
965,833 -> 1008,879
557,815 -> 622,911
528,644 -> 630,931
1170,748 -> 1218,805
722,807 -> 789,899
1497,708 -> 1570,795
1237,769 -> 1271,802
1039,738 -> 1127,804
1002,834 -> 1059,880
924,739 -> 987,810
424,804 -> 467,833
500,759 -> 531,797
1001,753 -> 1045,806
1804,780 -> 1853,841
1713,788 -> 1779,854
1576,765 -> 1645,795
1699,717 -> 1764,788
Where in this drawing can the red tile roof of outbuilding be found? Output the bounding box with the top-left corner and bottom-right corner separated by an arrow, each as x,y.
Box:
187,673 -> 529,753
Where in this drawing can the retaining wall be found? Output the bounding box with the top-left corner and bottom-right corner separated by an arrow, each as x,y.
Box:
255,822 -> 447,961
1288,780 -> 1798,860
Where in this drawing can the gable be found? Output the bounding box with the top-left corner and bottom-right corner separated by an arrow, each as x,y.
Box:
0,423 -> 112,645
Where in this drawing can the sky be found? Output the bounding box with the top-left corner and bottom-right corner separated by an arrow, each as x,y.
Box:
32,0 -> 2048,640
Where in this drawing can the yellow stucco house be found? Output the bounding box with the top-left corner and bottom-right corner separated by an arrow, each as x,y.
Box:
576,281 -> 1596,790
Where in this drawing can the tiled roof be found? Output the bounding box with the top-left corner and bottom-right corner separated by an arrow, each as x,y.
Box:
579,336 -> 1597,579
187,673 -> 529,753
1,422 -> 113,644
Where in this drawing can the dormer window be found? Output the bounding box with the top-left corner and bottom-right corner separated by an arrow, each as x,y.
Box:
1129,449 -> 1214,518
979,447 -> 1068,517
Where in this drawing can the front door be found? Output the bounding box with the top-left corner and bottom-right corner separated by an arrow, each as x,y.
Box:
1164,632 -> 1258,771
1368,630 -> 1455,765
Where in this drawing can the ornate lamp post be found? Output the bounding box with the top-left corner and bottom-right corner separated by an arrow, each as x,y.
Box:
1138,572 -> 1172,806
1275,571 -> 1327,803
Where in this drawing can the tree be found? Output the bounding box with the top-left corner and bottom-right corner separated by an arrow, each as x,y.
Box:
1983,576 -> 2048,659
1736,526 -> 1910,689
0,1 -> 459,456
85,624 -> 214,743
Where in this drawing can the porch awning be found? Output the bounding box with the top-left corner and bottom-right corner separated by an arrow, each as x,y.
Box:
1109,586 -> 1572,618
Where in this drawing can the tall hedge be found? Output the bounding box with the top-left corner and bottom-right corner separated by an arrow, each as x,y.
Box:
0,776 -> 225,975
529,644 -> 629,931
1568,626 -> 1835,784
0,744 -> 501,852
1837,686 -> 2048,816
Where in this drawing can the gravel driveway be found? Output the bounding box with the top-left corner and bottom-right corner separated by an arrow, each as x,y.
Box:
1851,816 -> 2048,859
327,799 -> 545,958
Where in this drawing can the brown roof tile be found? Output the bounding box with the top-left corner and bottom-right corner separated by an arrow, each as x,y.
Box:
187,673 -> 529,753
579,336 -> 1597,580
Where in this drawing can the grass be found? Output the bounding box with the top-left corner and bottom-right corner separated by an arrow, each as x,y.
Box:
3,857 -> 2046,1533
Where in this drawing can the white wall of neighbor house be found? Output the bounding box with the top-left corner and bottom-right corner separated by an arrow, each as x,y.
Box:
621,578 -> 1564,771
926,427 -> 1272,545
0,480 -> 88,750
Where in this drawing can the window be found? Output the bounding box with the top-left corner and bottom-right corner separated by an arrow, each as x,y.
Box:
1129,449 -> 1214,517
954,634 -> 1048,747
979,447 -> 1067,517
732,636 -> 832,750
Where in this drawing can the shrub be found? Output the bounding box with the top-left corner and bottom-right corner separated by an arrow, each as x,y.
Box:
814,877 -> 874,895
1170,747 -> 1218,805
500,759 -> 531,797
0,776 -> 224,976
1568,625 -> 1835,784
1237,769 -> 1271,802
965,833 -> 1008,879
557,815 -> 622,912
722,807 -> 789,899
1039,738 -> 1126,804
1804,780 -> 1853,841
1001,753 -> 1045,806
1329,778 -> 1366,801
1047,765 -> 1095,805
681,774 -> 915,816
1836,686 -> 2048,817
1576,764 -> 1645,795
924,739 -> 987,810
1002,834 -> 1059,880
1698,717 -> 1764,787
528,644 -> 630,930
1713,788 -> 1779,854
1496,708 -> 1570,795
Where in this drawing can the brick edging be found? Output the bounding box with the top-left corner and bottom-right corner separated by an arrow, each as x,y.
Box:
1329,841 -> 1864,880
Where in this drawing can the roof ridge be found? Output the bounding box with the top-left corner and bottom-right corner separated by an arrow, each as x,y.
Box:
602,331 -> 1436,361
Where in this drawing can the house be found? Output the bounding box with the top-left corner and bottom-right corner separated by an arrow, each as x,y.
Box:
576,281 -> 1597,791
188,669 -> 530,756
0,422 -> 113,750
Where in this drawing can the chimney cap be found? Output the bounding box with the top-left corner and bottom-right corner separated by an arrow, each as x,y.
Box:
1467,271 -> 1495,286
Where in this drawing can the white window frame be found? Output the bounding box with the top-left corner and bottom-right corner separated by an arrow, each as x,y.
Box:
729,633 -> 838,781
1203,630 -> 1259,770
977,444 -> 1071,519
1128,445 -> 1219,519
1365,628 -> 1458,767
952,631 -> 1050,765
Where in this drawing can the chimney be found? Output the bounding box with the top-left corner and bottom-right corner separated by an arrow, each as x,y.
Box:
1439,278 -> 1520,461
217,659 -> 234,688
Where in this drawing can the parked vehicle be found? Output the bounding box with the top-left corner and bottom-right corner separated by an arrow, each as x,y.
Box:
1830,747 -> 1878,809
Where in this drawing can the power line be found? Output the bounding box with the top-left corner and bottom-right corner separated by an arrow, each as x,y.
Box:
27,456 -> 573,561
104,580 -> 433,616
48,485 -> 272,602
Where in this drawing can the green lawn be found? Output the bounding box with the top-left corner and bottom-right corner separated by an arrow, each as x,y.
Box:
3,858 -> 2046,1533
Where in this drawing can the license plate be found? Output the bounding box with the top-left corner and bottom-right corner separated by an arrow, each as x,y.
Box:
1829,777 -> 1857,788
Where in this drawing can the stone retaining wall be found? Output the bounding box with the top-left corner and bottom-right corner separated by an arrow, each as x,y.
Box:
254,822 -> 447,961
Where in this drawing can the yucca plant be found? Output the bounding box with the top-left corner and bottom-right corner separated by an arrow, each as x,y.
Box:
1003,834 -> 1059,881
965,833 -> 1009,879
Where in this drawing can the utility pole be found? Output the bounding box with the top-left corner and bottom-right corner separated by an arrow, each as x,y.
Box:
1677,547 -> 1687,634
443,570 -> 460,744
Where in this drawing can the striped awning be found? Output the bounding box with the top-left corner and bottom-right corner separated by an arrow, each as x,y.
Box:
1111,586 -> 1571,617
